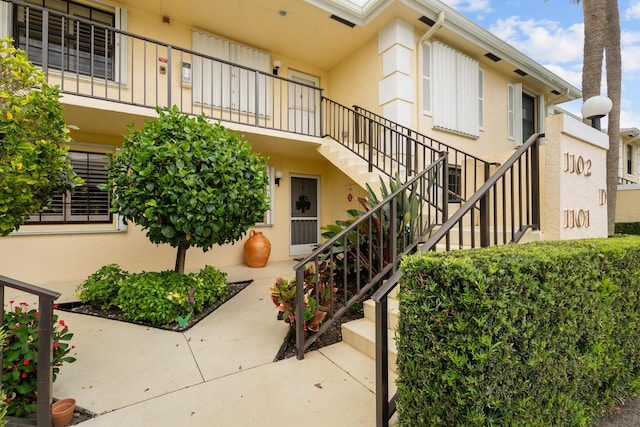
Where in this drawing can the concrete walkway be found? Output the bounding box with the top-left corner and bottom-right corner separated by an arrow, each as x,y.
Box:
51,261 -> 380,426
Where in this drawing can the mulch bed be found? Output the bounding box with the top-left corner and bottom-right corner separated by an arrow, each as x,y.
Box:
275,303 -> 364,360
55,280 -> 252,332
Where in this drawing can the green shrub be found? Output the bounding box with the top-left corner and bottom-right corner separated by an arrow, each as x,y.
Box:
77,265 -> 228,327
396,236 -> 640,426
2,302 -> 76,416
615,222 -> 640,235
76,264 -> 129,310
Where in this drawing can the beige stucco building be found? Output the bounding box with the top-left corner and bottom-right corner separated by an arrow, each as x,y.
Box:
0,0 -> 612,289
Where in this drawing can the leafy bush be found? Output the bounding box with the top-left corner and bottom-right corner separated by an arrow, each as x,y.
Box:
615,222 -> 640,235
76,264 -> 129,310
77,265 -> 229,327
396,236 -> 640,426
270,264 -> 336,332
0,37 -> 82,235
2,302 -> 76,417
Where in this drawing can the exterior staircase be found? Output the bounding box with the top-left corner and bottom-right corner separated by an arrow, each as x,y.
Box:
317,138 -> 386,195
342,286 -> 400,373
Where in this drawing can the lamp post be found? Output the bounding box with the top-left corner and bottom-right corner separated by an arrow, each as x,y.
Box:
581,95 -> 613,131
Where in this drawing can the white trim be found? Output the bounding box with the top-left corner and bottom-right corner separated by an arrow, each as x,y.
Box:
508,82 -> 522,145
421,42 -> 432,115
256,166 -> 275,226
0,1 -> 10,39
478,68 -> 484,131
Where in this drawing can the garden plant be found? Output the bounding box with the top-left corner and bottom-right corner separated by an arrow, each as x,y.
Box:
1,302 -> 76,417
99,106 -> 270,274
77,264 -> 229,327
0,37 -> 82,235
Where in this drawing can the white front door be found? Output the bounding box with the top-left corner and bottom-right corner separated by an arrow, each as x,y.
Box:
289,175 -> 319,256
288,70 -> 320,136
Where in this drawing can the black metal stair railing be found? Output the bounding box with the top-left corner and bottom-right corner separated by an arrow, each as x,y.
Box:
322,99 -> 494,201
371,132 -> 543,426
293,152 -> 449,360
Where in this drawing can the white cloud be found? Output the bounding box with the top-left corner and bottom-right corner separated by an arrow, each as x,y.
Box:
625,0 -> 640,20
620,107 -> 640,129
489,17 -> 584,64
622,30 -> 640,73
543,64 -> 582,89
622,44 -> 640,73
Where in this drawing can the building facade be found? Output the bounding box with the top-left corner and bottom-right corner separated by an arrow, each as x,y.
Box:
0,0 -> 607,289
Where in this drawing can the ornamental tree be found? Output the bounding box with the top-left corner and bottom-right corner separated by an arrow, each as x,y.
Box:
0,38 -> 81,235
102,106 -> 270,273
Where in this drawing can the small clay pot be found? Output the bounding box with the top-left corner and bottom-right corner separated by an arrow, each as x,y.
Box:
51,398 -> 76,427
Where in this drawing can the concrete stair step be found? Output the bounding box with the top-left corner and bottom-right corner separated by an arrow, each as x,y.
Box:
341,317 -> 397,373
363,298 -> 400,331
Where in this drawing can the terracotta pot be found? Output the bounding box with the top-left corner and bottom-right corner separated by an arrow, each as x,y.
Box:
51,398 -> 76,427
244,230 -> 271,268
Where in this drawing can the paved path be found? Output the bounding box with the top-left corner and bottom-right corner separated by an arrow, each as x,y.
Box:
51,261 -> 380,426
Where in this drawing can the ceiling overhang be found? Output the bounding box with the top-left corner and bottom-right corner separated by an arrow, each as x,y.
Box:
305,0 -> 395,25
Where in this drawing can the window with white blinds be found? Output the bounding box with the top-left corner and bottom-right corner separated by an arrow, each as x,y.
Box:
192,30 -> 270,115
28,151 -> 111,224
423,41 -> 482,138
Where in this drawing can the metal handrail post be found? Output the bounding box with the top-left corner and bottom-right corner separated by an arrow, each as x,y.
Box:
295,266 -> 306,360
531,140 -> 541,229
480,161 -> 491,247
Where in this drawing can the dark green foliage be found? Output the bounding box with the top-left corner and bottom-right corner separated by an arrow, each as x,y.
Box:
100,106 -> 270,272
76,264 -> 129,310
396,236 -> 640,426
615,222 -> 640,235
76,264 -> 229,326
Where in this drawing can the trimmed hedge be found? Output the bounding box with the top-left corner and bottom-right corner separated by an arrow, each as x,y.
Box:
615,222 -> 640,235
396,236 -> 640,426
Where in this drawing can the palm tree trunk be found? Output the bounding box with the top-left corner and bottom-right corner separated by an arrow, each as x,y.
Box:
581,0 -> 606,103
605,0 -> 621,235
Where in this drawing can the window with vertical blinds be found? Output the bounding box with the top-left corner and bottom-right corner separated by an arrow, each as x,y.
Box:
192,30 -> 270,115
427,41 -> 481,138
28,151 -> 111,224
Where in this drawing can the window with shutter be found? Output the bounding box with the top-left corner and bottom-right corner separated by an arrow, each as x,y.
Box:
192,30 -> 270,115
425,41 -> 481,138
13,0 -> 118,80
28,151 -> 111,224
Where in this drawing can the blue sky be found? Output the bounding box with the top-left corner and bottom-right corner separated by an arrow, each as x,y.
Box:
441,0 -> 640,129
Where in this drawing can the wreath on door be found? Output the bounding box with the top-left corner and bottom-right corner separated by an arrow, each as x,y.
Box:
296,195 -> 311,213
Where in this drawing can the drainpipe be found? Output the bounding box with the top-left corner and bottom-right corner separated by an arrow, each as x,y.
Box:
416,11 -> 445,134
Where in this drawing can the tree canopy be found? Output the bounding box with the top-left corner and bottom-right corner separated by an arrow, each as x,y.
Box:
102,106 -> 270,273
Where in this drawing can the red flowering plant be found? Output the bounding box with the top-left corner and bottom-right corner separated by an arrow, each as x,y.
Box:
1,301 -> 76,417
